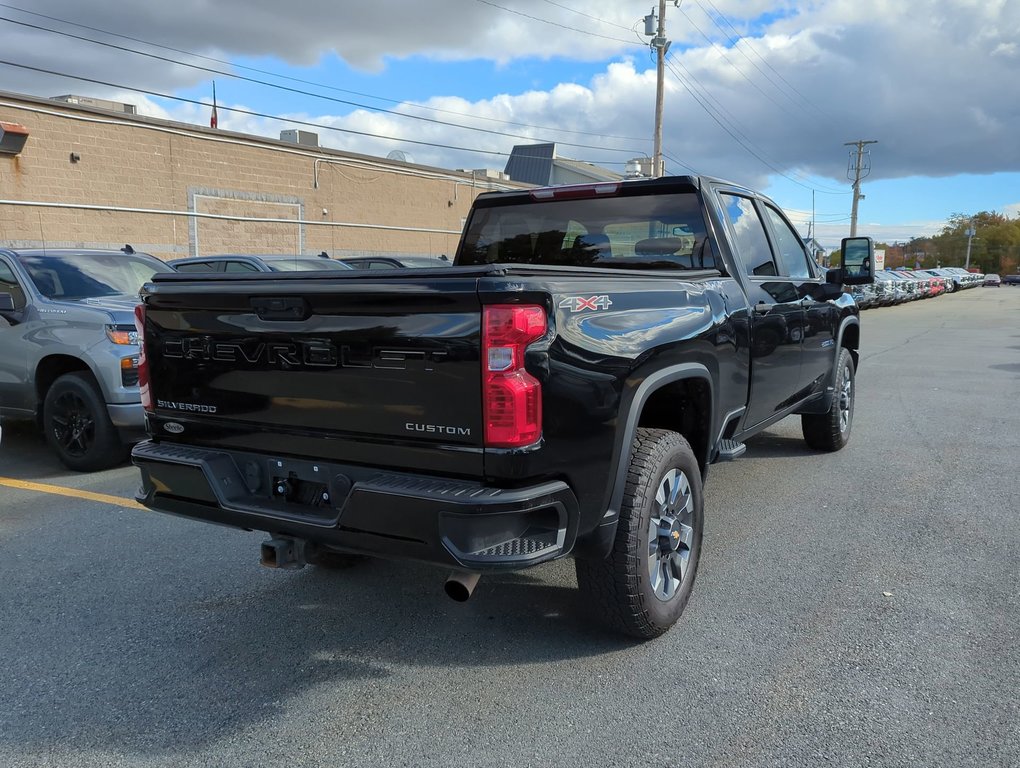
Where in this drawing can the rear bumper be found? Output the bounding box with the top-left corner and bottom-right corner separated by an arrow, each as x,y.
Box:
132,440 -> 579,571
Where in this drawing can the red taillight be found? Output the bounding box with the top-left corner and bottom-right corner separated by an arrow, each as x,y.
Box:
133,303 -> 153,413
483,304 -> 546,448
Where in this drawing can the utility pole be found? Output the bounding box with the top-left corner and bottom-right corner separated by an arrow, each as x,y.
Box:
647,1 -> 670,178
845,139 -> 878,237
964,223 -> 976,269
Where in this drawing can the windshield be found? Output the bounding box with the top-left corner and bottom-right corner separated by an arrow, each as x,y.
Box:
458,191 -> 713,271
18,252 -> 172,299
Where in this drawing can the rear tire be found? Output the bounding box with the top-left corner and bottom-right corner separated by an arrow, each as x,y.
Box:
43,371 -> 128,472
575,428 -> 704,640
801,347 -> 855,452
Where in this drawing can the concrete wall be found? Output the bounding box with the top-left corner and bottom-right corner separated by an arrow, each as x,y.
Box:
0,91 -> 525,262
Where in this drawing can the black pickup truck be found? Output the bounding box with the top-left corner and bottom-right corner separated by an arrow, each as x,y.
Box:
132,176 -> 874,639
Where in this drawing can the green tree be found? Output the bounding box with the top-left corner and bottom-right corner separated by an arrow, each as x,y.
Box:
933,211 -> 1020,273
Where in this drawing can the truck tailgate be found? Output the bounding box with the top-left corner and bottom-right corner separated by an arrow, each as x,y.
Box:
141,273 -> 483,475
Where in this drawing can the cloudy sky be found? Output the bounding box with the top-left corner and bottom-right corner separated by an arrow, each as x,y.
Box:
2,0 -> 1018,248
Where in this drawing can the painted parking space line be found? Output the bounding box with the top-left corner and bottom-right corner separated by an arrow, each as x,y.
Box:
0,477 -> 146,510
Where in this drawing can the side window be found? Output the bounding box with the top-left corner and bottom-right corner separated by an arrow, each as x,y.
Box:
224,261 -> 260,273
174,261 -> 217,273
763,205 -> 812,279
719,193 -> 777,277
0,259 -> 28,310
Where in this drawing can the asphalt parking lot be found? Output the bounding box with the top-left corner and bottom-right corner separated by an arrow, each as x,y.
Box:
1,287 -> 1018,768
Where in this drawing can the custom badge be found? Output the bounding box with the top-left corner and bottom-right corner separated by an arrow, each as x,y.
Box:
559,295 -> 613,312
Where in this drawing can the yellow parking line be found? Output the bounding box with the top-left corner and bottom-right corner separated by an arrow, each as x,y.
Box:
0,476 -> 146,510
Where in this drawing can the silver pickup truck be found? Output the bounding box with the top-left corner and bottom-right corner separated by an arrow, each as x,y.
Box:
0,247 -> 171,470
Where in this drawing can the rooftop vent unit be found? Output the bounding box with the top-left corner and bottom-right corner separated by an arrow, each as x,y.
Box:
625,157 -> 653,178
387,149 -> 415,164
457,168 -> 510,181
52,95 -> 137,114
280,129 -> 319,147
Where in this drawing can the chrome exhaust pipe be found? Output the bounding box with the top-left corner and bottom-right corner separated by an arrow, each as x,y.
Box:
444,570 -> 481,602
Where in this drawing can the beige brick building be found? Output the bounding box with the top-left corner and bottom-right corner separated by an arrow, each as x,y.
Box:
0,90 -> 525,262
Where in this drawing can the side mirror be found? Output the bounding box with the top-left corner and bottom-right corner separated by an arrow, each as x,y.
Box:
839,237 -> 875,285
0,292 -> 16,312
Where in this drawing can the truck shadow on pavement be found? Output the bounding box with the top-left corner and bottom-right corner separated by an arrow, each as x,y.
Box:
0,419 -> 132,476
0,519 -> 640,758
742,429 -> 817,459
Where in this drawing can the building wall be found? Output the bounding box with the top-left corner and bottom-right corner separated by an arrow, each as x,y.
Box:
0,92 -> 524,262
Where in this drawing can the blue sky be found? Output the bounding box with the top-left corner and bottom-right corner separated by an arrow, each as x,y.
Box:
4,0 -> 1019,249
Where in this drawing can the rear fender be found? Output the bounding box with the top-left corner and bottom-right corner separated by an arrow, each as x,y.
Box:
575,363 -> 714,560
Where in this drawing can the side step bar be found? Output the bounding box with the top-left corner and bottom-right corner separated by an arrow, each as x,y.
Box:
716,439 -> 747,461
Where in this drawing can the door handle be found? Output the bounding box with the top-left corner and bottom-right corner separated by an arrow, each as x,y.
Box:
753,302 -> 771,314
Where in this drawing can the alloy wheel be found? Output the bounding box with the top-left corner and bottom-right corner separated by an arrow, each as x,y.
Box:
647,468 -> 695,602
50,391 -> 96,458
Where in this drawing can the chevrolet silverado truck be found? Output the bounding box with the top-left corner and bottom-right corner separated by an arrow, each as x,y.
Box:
131,176 -> 874,639
0,247 -> 172,470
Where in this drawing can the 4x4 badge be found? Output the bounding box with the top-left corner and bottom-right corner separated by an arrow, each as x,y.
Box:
559,295 -> 613,312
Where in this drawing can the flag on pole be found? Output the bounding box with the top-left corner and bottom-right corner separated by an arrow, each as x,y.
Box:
210,81 -> 218,129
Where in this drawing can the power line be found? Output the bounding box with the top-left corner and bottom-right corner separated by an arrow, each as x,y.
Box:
472,0 -> 642,45
678,4 -> 822,125
538,0 -> 635,32
663,55 -> 847,196
693,0 -> 829,122
0,1 -> 646,142
0,15 -> 644,156
663,151 -> 702,176
0,58 -> 636,165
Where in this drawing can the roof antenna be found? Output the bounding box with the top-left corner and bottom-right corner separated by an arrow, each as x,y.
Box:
37,209 -> 47,254
121,244 -> 135,254
318,251 -> 329,258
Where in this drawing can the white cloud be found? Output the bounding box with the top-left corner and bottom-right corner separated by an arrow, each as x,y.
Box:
2,0 -> 1018,197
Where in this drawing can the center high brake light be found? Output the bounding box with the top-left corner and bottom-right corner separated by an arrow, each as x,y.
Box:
133,303 -> 153,413
529,182 -> 620,200
483,304 -> 546,448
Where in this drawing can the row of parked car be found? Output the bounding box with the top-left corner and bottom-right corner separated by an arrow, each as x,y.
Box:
0,245 -> 1010,472
850,266 -> 989,309
0,246 -> 451,471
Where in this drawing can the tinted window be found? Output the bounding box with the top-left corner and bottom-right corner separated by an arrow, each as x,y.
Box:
174,261 -> 220,273
18,252 -> 170,299
0,259 -> 19,285
458,192 -> 711,270
719,193 -> 777,277
223,261 -> 261,272
763,205 -> 812,279
0,258 -> 27,310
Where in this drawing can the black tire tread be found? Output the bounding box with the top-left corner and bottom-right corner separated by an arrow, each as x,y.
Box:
802,347 -> 854,452
576,428 -> 701,640
43,371 -> 127,472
